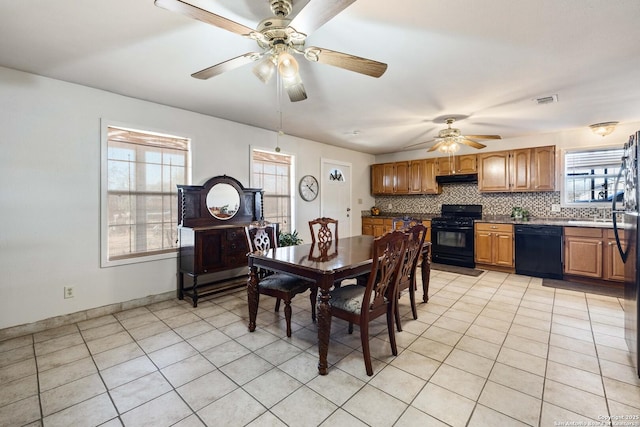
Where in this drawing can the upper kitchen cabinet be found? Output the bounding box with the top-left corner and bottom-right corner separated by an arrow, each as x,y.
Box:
532,145 -> 556,191
371,159 -> 439,195
371,163 -> 395,194
394,161 -> 410,194
478,145 -> 555,192
437,154 -> 477,175
410,159 -> 440,194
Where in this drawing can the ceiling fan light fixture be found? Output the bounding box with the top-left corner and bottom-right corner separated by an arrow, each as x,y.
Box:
437,137 -> 462,153
277,52 -> 299,79
589,121 -> 619,137
252,56 -> 276,83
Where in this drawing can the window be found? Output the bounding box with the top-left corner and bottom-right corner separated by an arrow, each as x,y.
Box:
252,149 -> 293,233
102,125 -> 190,266
563,147 -> 623,205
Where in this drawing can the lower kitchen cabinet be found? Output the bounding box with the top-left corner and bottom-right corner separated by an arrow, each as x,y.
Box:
474,223 -> 514,269
564,227 -> 625,282
362,217 -> 392,237
362,217 -> 431,240
605,229 -> 626,281
564,228 -> 602,278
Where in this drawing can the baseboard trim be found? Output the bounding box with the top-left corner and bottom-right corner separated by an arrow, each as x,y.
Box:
0,291 -> 175,342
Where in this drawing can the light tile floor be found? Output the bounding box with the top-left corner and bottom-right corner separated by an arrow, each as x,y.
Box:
2,270 -> 640,426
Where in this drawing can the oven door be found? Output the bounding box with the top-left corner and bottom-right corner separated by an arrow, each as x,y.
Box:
431,225 -> 475,267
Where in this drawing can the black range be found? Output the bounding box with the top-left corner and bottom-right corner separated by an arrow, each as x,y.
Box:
431,204 -> 483,268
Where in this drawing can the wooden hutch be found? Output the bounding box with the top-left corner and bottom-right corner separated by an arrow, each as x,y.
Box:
177,175 -> 263,307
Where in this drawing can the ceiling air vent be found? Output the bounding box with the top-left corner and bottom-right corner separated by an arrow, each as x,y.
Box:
534,94 -> 559,105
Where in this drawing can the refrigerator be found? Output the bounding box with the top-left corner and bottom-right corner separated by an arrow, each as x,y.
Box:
613,130 -> 640,378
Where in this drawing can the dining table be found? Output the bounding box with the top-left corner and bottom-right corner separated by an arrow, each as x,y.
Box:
246,234 -> 431,375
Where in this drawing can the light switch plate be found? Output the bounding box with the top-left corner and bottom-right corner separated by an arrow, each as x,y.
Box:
551,204 -> 561,212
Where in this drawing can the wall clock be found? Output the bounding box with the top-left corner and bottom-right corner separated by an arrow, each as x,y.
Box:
299,175 -> 319,201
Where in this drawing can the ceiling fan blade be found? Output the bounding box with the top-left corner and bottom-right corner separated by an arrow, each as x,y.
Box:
464,134 -> 502,140
191,52 -> 262,80
428,141 -> 445,152
289,0 -> 356,36
305,47 -> 387,77
403,140 -> 432,149
154,0 -> 254,35
284,80 -> 307,102
462,139 -> 487,149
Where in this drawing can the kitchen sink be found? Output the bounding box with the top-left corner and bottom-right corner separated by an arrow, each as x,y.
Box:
567,220 -> 614,227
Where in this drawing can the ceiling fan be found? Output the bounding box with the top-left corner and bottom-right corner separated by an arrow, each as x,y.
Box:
405,118 -> 502,153
154,0 -> 388,102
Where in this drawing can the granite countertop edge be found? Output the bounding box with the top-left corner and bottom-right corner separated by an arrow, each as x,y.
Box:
361,212 -> 616,228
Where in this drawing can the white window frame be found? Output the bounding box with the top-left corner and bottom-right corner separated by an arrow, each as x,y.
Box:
100,119 -> 192,267
560,145 -> 623,207
249,145 -> 296,233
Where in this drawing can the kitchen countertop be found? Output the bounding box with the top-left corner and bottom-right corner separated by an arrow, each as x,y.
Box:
362,212 -> 617,228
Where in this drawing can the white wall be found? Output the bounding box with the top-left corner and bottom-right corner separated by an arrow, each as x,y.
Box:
0,66 -> 375,330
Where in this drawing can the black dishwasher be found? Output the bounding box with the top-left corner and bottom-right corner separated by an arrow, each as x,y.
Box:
515,225 -> 563,279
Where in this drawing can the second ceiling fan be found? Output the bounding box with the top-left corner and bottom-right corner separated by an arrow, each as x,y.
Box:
155,0 -> 388,102
405,118 -> 502,153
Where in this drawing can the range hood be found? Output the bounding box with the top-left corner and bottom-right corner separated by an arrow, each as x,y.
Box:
436,173 -> 478,184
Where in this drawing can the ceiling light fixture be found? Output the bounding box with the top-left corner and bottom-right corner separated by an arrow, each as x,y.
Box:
252,48 -> 307,102
437,137 -> 463,153
252,56 -> 276,83
589,121 -> 619,137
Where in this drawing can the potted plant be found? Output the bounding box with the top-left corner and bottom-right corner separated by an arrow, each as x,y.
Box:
279,230 -> 303,247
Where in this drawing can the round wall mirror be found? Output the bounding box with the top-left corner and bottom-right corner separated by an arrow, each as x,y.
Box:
206,183 -> 240,220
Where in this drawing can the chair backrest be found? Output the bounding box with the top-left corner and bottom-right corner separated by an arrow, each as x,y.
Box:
392,216 -> 420,231
362,230 -> 406,315
398,224 -> 427,288
308,217 -> 338,244
245,222 -> 278,254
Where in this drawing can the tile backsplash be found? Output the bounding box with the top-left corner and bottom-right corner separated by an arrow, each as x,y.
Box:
373,183 -> 612,219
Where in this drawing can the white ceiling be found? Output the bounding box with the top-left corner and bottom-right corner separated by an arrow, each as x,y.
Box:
1,0 -> 639,154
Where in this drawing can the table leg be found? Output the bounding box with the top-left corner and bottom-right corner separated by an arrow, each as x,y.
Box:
421,244 -> 431,303
317,280 -> 332,375
248,266 -> 259,332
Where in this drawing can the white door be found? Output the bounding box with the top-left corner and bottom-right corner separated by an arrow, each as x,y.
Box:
321,159 -> 352,238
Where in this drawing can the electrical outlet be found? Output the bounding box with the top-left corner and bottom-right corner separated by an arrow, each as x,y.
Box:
64,286 -> 74,299
388,203 -> 393,210
551,204 -> 561,213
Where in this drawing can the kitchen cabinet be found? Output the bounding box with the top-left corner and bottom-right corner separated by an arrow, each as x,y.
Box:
371,163 -> 395,194
532,145 -> 556,191
478,146 -> 555,192
474,223 -> 514,268
437,154 -> 477,176
410,159 -> 440,194
362,217 -> 431,240
604,229 -> 626,282
372,159 -> 439,195
394,161 -> 410,194
564,227 -> 603,278
362,217 -> 392,237
564,227 -> 626,283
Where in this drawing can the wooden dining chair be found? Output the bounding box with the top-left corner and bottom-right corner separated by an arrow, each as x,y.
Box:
328,230 -> 406,376
308,217 -> 338,244
245,222 -> 316,337
308,217 -> 344,285
395,223 -> 427,332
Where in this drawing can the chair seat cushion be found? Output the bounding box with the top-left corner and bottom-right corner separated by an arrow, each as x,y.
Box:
260,273 -> 310,294
330,285 -> 365,314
